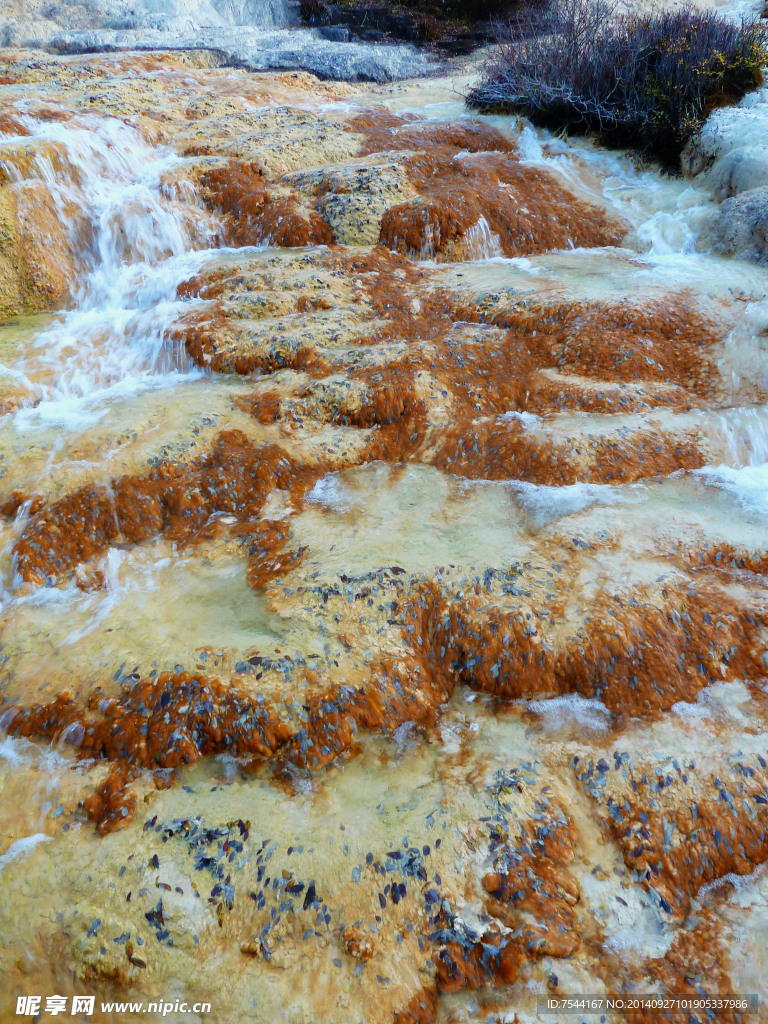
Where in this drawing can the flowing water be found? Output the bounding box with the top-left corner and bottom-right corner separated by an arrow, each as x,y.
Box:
0,52 -> 767,1024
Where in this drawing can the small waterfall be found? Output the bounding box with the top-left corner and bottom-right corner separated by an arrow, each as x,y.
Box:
464,216 -> 503,260
712,406 -> 768,467
131,0 -> 293,30
0,115 -> 223,426
1,115 -> 214,303
211,0 -> 293,27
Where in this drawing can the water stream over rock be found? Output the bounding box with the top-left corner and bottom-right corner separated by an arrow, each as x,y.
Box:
1,0 -> 434,82
0,45 -> 766,1024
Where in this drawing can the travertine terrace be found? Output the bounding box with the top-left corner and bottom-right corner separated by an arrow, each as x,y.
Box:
0,45 -> 767,1024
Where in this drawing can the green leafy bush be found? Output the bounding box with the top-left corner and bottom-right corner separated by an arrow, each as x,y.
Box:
467,0 -> 768,166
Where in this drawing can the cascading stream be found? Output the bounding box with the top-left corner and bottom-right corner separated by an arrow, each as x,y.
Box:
1,53 -> 768,1022
0,114 -> 224,428
491,118 -> 768,486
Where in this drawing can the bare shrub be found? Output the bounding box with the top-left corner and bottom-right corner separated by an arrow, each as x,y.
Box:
467,0 -> 768,166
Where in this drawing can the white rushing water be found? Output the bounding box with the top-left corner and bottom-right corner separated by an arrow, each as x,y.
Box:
0,113 -> 228,431
404,101 -> 768,507
1,88 -> 768,669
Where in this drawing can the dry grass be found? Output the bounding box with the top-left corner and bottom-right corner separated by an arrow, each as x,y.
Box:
467,0 -> 768,166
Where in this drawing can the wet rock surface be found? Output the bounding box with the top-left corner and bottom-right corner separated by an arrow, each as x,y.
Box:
684,76 -> 768,263
714,185 -> 768,262
0,47 -> 767,1024
2,0 -> 436,82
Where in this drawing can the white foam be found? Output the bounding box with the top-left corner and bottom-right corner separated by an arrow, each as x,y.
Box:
0,834 -> 52,874
1,115 -> 223,430
0,734 -> 34,768
526,694 -> 612,732
500,410 -> 541,427
305,473 -> 359,513
578,866 -> 673,959
503,116 -> 723,261
507,479 -> 634,528
696,462 -> 768,517
674,681 -> 756,729
516,125 -> 545,164
603,922 -> 673,958
671,698 -> 712,722
0,732 -> 71,773
697,870 -> 758,905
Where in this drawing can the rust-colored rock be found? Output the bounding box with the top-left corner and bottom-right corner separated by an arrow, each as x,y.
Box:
342,925 -> 375,962
392,988 -> 438,1024
6,672 -> 293,833
346,113 -> 625,259
286,656 -> 453,770
13,432 -> 308,583
578,752 -> 768,919
198,161 -> 333,248
400,574 -> 766,718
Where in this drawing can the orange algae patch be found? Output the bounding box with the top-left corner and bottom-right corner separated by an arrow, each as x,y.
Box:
482,836 -> 579,956
349,320 -> 554,429
637,911 -> 743,1024
198,161 -> 333,247
392,988 -> 439,1024
285,655 -> 454,770
684,541 -> 768,577
237,517 -> 310,589
199,160 -> 268,229
528,371 -> 694,414
300,272 -> 721,481
170,252 -> 724,492
6,673 -> 293,834
338,336 -> 709,489
435,924 -> 524,994
13,431 -> 309,583
0,489 -> 44,517
347,111 -> 624,259
401,575 -> 767,717
234,387 -> 284,424
554,583 -> 767,713
380,151 -> 624,260
577,753 -> 768,919
437,793 -> 580,994
350,111 -> 517,158
442,293 -> 720,397
430,418 -> 706,486
254,195 -> 334,248
546,297 -> 718,391
296,293 -> 333,313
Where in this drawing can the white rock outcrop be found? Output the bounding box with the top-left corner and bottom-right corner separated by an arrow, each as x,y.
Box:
684,79 -> 768,261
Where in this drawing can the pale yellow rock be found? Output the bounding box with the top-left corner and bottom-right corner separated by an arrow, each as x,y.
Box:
285,159 -> 418,246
